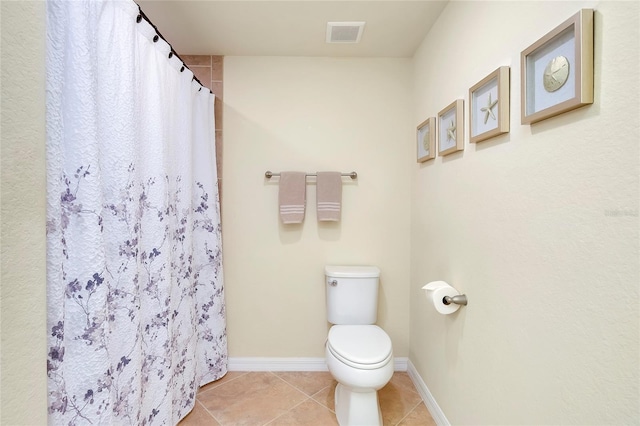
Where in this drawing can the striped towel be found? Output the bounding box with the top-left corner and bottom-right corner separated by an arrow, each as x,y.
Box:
279,171 -> 306,224
316,172 -> 342,222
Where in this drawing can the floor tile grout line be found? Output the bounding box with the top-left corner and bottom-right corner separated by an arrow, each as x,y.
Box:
191,371 -> 426,426
271,371 -> 332,399
195,372 -> 259,426
196,371 -> 249,398
392,399 -> 424,426
261,394 -> 314,426
306,395 -> 339,415
395,372 -> 422,397
194,399 -> 225,426
262,372 -> 329,424
208,372 -> 316,426
262,372 -> 329,426
196,372 -> 299,426
309,383 -> 337,413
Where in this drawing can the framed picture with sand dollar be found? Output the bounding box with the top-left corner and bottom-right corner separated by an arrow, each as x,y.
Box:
521,8 -> 594,124
469,66 -> 510,143
438,99 -> 464,156
416,117 -> 436,162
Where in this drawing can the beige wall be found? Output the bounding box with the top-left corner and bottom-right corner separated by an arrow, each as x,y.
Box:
410,1 -> 639,424
223,57 -> 413,357
0,1 -> 48,424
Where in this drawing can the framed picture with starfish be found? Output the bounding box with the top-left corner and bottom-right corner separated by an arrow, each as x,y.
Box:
521,9 -> 593,124
416,117 -> 436,162
438,99 -> 464,156
469,66 -> 510,143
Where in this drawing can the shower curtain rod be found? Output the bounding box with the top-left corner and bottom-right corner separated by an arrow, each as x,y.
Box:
137,6 -> 212,94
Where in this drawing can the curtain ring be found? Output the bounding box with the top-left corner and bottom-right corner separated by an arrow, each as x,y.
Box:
136,14 -> 142,23
180,66 -> 185,72
153,35 -> 159,43
168,52 -> 173,59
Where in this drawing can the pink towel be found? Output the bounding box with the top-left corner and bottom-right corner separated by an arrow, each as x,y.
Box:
279,172 -> 307,224
316,172 -> 342,222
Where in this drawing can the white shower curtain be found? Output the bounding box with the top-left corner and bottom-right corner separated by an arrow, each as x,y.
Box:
46,1 -> 226,424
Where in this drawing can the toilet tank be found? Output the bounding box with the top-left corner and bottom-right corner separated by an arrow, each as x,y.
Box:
325,265 -> 381,325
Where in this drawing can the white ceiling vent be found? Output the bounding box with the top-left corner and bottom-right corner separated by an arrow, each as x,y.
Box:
326,22 -> 365,43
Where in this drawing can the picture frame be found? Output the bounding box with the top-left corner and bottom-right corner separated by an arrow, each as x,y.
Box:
521,9 -> 594,124
416,117 -> 436,162
469,66 -> 510,143
438,99 -> 464,156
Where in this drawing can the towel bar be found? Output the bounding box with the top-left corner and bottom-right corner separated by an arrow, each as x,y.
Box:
265,171 -> 357,179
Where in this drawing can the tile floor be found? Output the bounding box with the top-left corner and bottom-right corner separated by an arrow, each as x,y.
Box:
179,371 -> 436,426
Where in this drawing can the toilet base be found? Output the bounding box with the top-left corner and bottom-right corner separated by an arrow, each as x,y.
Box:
334,383 -> 383,426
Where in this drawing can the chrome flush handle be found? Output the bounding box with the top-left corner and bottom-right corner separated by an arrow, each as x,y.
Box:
329,280 -> 338,287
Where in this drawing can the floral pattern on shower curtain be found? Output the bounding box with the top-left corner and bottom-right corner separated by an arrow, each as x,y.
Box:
45,1 -> 226,424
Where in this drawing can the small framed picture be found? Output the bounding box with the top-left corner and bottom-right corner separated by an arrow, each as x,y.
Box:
438,99 -> 464,156
416,117 -> 436,162
469,66 -> 510,143
521,9 -> 594,124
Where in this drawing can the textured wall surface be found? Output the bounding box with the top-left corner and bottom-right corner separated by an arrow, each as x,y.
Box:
223,57 -> 413,357
0,1 -> 48,424
410,1 -> 639,424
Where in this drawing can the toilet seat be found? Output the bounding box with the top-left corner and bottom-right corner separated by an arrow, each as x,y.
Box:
327,325 -> 392,370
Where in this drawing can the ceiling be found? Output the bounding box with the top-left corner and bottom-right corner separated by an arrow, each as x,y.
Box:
136,1 -> 448,58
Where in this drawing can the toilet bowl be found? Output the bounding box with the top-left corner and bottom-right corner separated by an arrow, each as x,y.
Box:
324,265 -> 393,426
326,324 -> 394,426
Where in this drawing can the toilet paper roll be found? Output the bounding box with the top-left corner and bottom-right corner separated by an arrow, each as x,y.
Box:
422,281 -> 461,315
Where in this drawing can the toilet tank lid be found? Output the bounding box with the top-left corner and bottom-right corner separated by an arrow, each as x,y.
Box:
325,265 -> 380,278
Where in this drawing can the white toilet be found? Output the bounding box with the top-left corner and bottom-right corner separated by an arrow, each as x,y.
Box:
325,265 -> 394,426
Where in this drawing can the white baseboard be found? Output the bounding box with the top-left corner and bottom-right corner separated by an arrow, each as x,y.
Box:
228,357 -> 328,372
228,357 -> 409,372
407,359 -> 450,426
394,357 -> 408,371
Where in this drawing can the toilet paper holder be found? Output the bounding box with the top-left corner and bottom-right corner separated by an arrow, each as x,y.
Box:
443,294 -> 468,306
